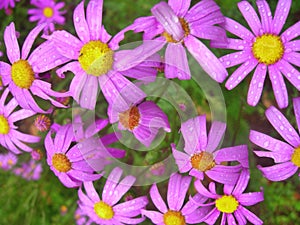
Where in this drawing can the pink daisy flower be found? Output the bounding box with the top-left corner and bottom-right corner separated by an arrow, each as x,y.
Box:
74,207 -> 92,225
0,88 -> 40,154
0,22 -> 69,113
0,0 -> 19,10
131,0 -> 228,81
108,100 -> 171,147
45,123 -> 103,188
78,167 -> 148,224
211,0 -> 300,108
172,115 -> 249,185
14,159 -> 43,181
28,0 -> 66,35
44,0 -> 162,110
194,169 -> 264,225
142,173 -> 211,225
0,152 -> 18,170
250,97 -> 300,181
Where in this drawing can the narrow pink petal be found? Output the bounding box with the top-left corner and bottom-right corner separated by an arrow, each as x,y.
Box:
12,138 -> 33,152
79,75 -> 99,110
181,115 -> 207,155
215,145 -> 249,168
283,51 -> 300,68
9,109 -> 35,122
175,175 -> 192,211
4,135 -> 21,154
226,213 -> 237,225
115,216 -> 145,224
73,1 -> 90,43
250,130 -> 294,163
79,186 -> 95,205
167,173 -> 181,210
45,131 -> 55,156
206,121 -> 226,153
133,125 -> 155,147
3,97 -> 18,116
238,207 -> 263,225
58,172 -> 81,188
220,17 -> 254,41
256,0 -> 272,33
182,193 -> 208,215
232,169 -> 250,195
258,162 -> 298,181
190,25 -> 226,42
234,209 -> 247,225
185,0 -> 221,23
238,1 -> 262,36
247,63 -> 267,106
293,97 -> 300,134
281,21 -> 300,43
265,106 -> 300,147
268,65 -> 288,108
206,165 -> 240,185
4,23 -> 20,64
0,61 -> 11,86
70,68 -> 87,102
285,40 -> 300,51
189,168 -> 204,180
114,196 -> 148,217
225,60 -> 257,90
238,192 -> 264,206
22,23 -> 46,59
277,59 -> 300,90
68,170 -> 101,182
54,124 -> 71,153
194,179 -> 218,199
171,145 -> 192,173
86,0 -> 103,40
185,35 -> 227,82
12,130 -> 40,143
150,184 -> 168,213
151,2 -> 184,41
211,38 -> 249,51
110,175 -> 135,205
102,167 -> 123,205
168,0 -> 191,17
165,43 -> 191,80
272,0 -> 292,35
141,210 -> 164,224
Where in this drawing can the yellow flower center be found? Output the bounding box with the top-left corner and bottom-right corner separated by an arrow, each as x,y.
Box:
119,106 -> 140,130
52,153 -> 72,172
190,152 -> 215,172
94,201 -> 114,220
0,76 -> 3,87
78,41 -> 114,76
291,146 -> 300,167
252,34 -> 284,65
11,59 -> 35,89
215,195 -> 239,213
43,7 -> 54,18
163,210 -> 186,225
0,115 -> 10,135
162,18 -> 190,43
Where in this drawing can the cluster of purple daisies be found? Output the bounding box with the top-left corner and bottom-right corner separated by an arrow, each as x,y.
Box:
0,0 -> 300,224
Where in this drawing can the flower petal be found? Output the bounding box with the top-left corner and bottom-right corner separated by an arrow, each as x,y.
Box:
141,210 -> 164,224
215,145 -> 249,168
4,22 -> 20,64
281,21 -> 300,42
238,206 -> 263,225
206,121 -> 226,153
238,192 -> 264,206
86,0 -> 103,40
150,183 -> 168,213
247,63 -> 267,106
277,59 -> 300,90
171,145 -> 191,173
272,0 -> 292,35
256,0 -> 272,33
258,162 -> 298,181
168,0 -> 191,17
265,106 -> 300,147
220,17 -> 254,41
238,1 -> 262,36
185,35 -> 227,82
293,97 -> 300,134
73,1 -> 90,43
114,196 -> 148,217
206,165 -> 241,185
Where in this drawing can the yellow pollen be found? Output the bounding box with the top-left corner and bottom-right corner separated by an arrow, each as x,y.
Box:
52,153 -> 72,172
0,76 -> 2,87
162,17 -> 190,43
190,152 -> 215,172
252,34 -> 284,65
94,201 -> 114,220
0,115 -> 10,135
163,210 -> 186,225
11,59 -> 35,89
78,41 -> 114,76
291,146 -> 300,167
43,7 -> 54,18
119,106 -> 140,130
216,195 -> 239,213
7,159 -> 14,165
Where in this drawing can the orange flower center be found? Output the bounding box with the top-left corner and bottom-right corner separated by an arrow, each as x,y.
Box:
190,151 -> 215,172
119,106 -> 140,130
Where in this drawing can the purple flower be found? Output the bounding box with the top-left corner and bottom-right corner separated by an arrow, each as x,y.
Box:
28,0 -> 66,35
75,207 -> 92,225
0,22 -> 70,113
211,0 -> 300,108
108,100 -> 170,147
250,97 -> 300,181
45,123 -> 102,188
172,115 -> 249,185
142,173 -> 211,224
194,169 -> 264,225
132,0 -> 228,81
43,0 -> 162,110
78,167 -> 148,224
0,0 -> 19,10
0,88 -> 40,154
0,152 -> 18,170
34,114 -> 51,132
18,159 -> 43,180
